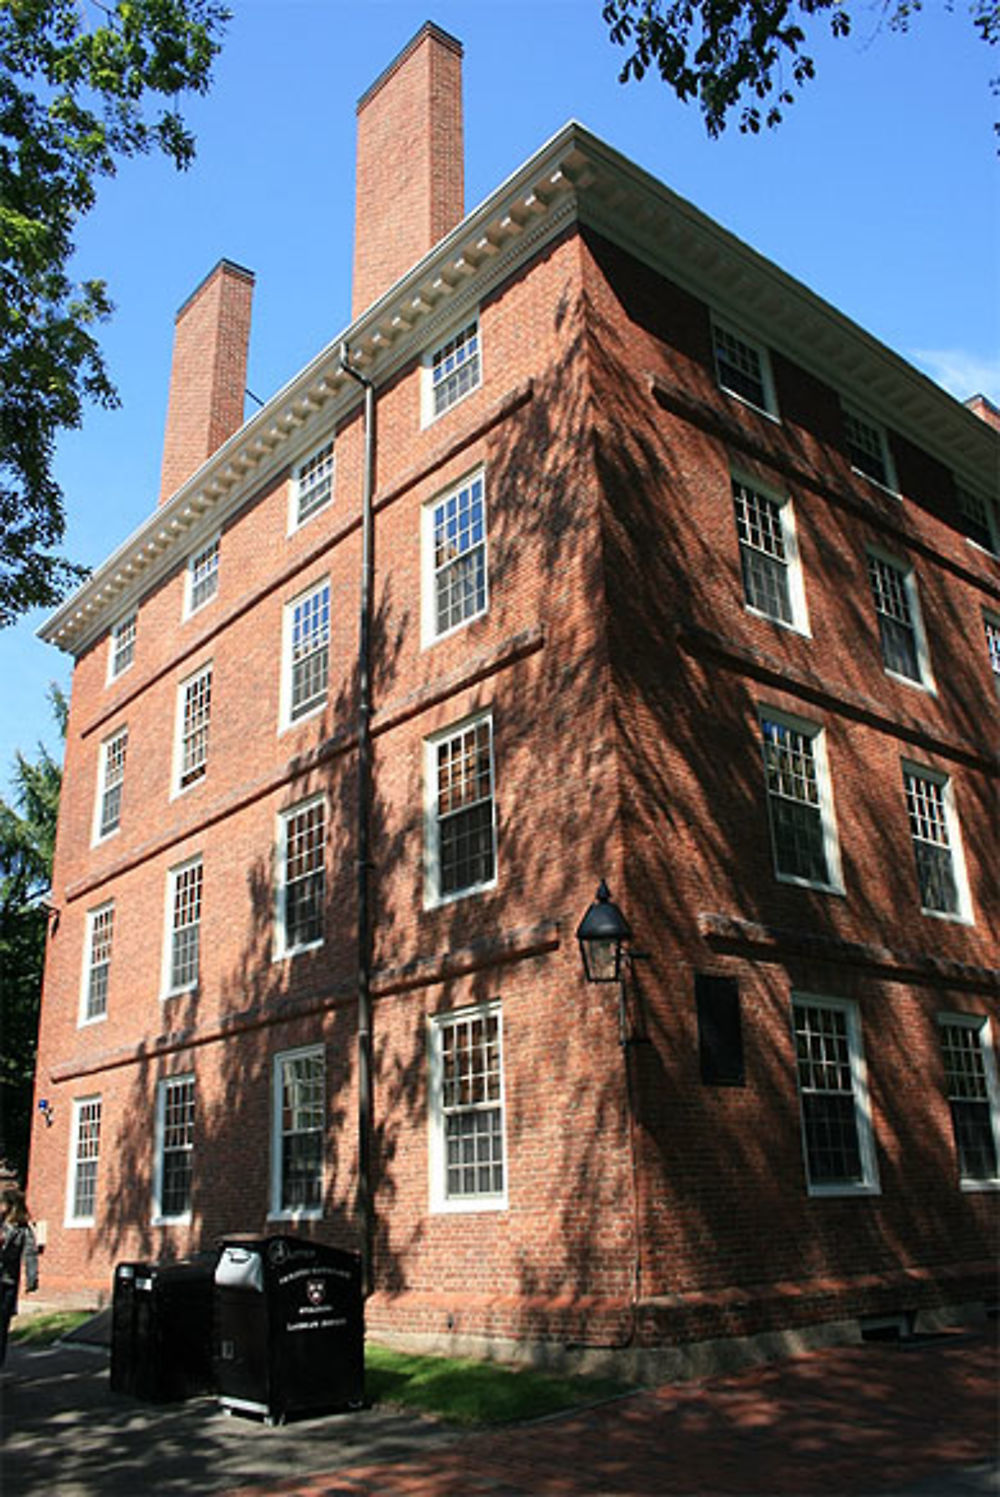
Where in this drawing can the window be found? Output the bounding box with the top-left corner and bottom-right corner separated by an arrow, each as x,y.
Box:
67,1097 -> 102,1223
902,764 -> 971,921
293,441 -> 335,528
187,536 -> 220,615
426,317 -> 481,422
938,1016 -> 1000,1187
426,714 -> 496,904
81,903 -> 114,1025
760,711 -> 841,891
712,321 -> 776,415
731,477 -> 807,630
867,551 -> 932,688
109,612 -> 136,680
957,486 -> 998,555
792,997 -> 878,1195
985,614 -> 1000,698
283,580 -> 330,724
276,797 -> 325,956
271,1046 -> 325,1216
175,664 -> 212,791
423,470 -> 488,643
843,408 -> 896,490
164,857 -> 203,994
154,1075 -> 195,1220
95,727 -> 128,841
429,1003 -> 506,1212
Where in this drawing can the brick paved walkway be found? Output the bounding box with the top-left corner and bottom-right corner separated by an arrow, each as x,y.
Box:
224,1330 -> 999,1497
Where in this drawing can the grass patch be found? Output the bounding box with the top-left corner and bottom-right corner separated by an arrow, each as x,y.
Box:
10,1310 -> 94,1347
365,1343 -> 631,1426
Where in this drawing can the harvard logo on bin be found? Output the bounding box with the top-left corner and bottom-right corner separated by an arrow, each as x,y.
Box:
306,1278 -> 326,1307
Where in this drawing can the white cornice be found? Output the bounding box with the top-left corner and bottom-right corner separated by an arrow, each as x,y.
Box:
41,122 -> 997,655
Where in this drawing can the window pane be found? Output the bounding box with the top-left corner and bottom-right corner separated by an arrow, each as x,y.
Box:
432,321 -> 481,417
180,667 -> 212,787
845,411 -> 889,487
279,1050 -> 324,1210
111,614 -> 136,677
904,771 -> 959,915
714,325 -> 767,408
73,1099 -> 102,1219
868,555 -> 920,681
794,1005 -> 864,1186
190,539 -> 219,611
939,1022 -> 998,1180
733,481 -> 792,623
436,719 -> 495,897
290,585 -> 330,719
160,1077 -> 195,1217
433,475 -> 487,635
86,906 -> 114,1020
170,862 -> 202,989
283,800 -> 325,949
297,442 -> 335,524
761,718 -> 829,884
439,1009 -> 503,1201
100,730 -> 128,837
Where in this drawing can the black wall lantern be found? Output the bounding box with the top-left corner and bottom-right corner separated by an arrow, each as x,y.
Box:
576,880 -> 632,984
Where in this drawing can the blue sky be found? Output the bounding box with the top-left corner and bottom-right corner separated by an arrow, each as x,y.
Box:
2,0 -> 997,795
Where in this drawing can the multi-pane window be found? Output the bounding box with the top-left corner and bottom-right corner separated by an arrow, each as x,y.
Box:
792,998 -> 877,1193
426,472 -> 487,640
278,798 -> 325,955
957,487 -> 998,554
732,479 -> 805,628
903,766 -> 968,920
428,716 -> 496,902
429,318 -> 481,420
69,1097 -> 102,1222
156,1075 -> 195,1220
96,727 -> 128,840
82,903 -> 114,1024
294,441 -> 335,527
166,858 -> 203,993
177,665 -> 212,790
867,553 -> 928,686
844,408 -> 894,490
712,322 -> 775,414
187,537 -> 220,614
285,581 -> 330,723
431,1004 -> 506,1210
273,1046 -> 325,1214
985,615 -> 1000,697
938,1018 -> 999,1185
110,613 -> 136,679
760,713 -> 839,889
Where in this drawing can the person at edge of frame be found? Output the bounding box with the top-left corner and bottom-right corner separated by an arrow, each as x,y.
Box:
1,1185 -> 39,1366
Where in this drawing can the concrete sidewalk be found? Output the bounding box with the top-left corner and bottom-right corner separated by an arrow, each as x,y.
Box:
1,1326 -> 997,1496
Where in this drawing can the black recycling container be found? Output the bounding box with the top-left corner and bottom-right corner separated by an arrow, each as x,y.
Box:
110,1254 -> 218,1401
214,1234 -> 364,1423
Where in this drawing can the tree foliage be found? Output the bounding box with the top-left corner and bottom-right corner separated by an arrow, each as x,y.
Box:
0,686 -> 66,1180
602,0 -> 1000,137
0,0 -> 229,628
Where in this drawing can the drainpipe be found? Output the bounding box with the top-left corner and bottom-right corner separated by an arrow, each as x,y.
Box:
339,342 -> 375,1300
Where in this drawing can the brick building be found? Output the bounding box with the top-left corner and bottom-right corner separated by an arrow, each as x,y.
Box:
30,25 -> 999,1362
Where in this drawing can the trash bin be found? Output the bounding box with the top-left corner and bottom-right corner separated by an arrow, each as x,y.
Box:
110,1253 -> 218,1401
214,1234 -> 364,1423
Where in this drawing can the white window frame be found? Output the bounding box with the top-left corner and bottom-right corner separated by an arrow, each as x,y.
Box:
93,726 -> 128,844
424,711 -> 498,908
269,1044 -> 325,1220
731,474 -> 809,633
185,534 -> 221,618
79,901 -> 114,1027
274,795 -> 326,959
791,995 -> 880,1198
957,485 -> 999,556
984,612 -> 1000,700
937,1014 -> 1000,1191
712,319 -> 778,418
901,761 -> 974,925
759,707 -> 843,894
843,407 -> 898,493
162,855 -> 203,997
428,1001 -> 508,1214
108,612 -> 136,682
152,1074 -> 195,1224
421,313 -> 482,427
280,578 -> 331,729
65,1095 -> 102,1226
866,547 -> 934,691
421,468 -> 489,647
290,439 -> 335,532
172,662 -> 213,796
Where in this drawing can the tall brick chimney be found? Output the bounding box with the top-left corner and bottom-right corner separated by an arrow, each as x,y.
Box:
352,23 -> 464,319
159,259 -> 255,505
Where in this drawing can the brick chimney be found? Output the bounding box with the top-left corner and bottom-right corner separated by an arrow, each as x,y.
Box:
352,23 -> 464,319
159,259 -> 255,505
965,393 -> 1000,432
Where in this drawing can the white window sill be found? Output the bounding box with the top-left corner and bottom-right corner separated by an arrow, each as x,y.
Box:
851,467 -> 900,500
64,1216 -> 96,1229
422,608 -> 488,653
162,982 -> 199,1001
959,1178 -> 1000,1192
806,1182 -> 881,1199
273,938 -> 324,964
77,1013 -> 107,1030
280,702 -> 327,736
421,381 -> 481,432
919,906 -> 974,927
720,387 -> 781,424
430,1195 -> 508,1216
267,1208 -> 324,1223
884,668 -> 936,696
775,872 -> 845,898
424,876 -> 498,913
746,605 -> 811,638
151,1213 -> 192,1227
